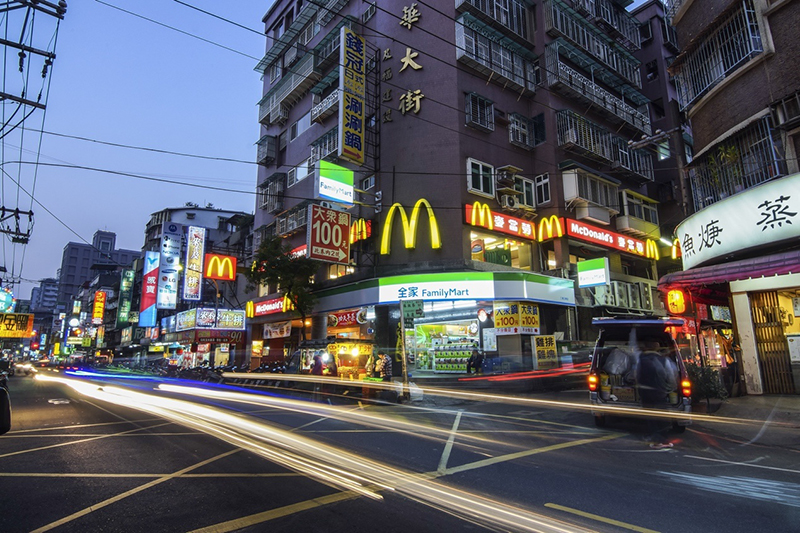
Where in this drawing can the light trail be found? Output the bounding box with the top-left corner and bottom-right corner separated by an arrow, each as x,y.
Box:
37,373 -> 597,532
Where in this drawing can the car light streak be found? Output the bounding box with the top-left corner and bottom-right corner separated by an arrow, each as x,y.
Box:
36,373 -> 596,532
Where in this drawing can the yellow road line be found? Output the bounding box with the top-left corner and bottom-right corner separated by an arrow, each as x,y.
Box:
30,449 -> 240,533
2,432 -> 201,438
6,418 -> 165,434
544,503 -> 660,533
0,472 -> 300,478
0,422 -> 172,459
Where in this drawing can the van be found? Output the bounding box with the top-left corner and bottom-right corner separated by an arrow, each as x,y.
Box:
588,317 -> 692,431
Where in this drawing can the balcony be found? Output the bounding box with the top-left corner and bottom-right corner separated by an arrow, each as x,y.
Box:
255,3 -> 320,74
311,90 -> 340,123
593,0 -> 641,51
545,42 -> 650,135
615,190 -> 660,239
312,17 -> 353,73
310,127 -> 339,164
455,0 -> 530,43
258,53 -> 321,125
544,0 -> 641,89
256,135 -> 277,165
317,0 -> 349,27
561,167 -> 619,225
258,172 -> 286,214
557,110 -> 654,182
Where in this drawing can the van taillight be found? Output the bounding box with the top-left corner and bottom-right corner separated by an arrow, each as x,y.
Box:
588,374 -> 598,391
681,379 -> 692,397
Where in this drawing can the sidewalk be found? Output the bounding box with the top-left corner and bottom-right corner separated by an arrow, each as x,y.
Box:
704,394 -> 800,448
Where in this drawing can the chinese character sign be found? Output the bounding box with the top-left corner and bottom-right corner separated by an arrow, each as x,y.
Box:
139,251 -> 159,328
676,175 -> 800,269
493,301 -> 520,336
0,313 -> 34,338
183,226 -> 205,301
92,291 -> 107,325
116,269 -> 135,329
338,27 -> 365,166
534,335 -> 557,369
157,222 -> 182,310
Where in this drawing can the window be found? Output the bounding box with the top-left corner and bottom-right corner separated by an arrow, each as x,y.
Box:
328,263 -> 354,279
269,60 -> 283,84
509,114 -> 532,149
532,113 -> 546,145
640,19 -> 652,42
576,171 -> 617,208
651,98 -> 665,119
361,175 -> 375,190
465,93 -> 494,132
534,173 -> 550,205
287,158 -> 311,188
646,60 -> 659,81
513,176 -> 535,208
657,141 -> 670,161
290,111 -> 311,141
468,158 -> 494,197
623,192 -> 659,225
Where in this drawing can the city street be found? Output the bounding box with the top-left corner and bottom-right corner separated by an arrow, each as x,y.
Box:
1,371 -> 798,532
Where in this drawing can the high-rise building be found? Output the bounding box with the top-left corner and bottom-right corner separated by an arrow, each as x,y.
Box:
250,0 -> 667,371
30,277 -> 59,313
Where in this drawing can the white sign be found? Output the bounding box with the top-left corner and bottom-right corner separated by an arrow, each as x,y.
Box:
577,258 -> 609,288
677,174 -> 800,269
379,279 -> 495,303
157,222 -> 182,309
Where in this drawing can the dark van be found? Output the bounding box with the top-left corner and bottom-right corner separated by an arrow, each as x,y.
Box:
588,317 -> 692,431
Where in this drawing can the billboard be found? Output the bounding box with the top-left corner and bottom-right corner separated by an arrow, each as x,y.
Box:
465,202 -> 536,241
183,226 -> 206,301
116,269 -> 135,328
92,291 -> 107,325
307,204 -> 351,264
204,253 -> 237,281
0,313 -> 34,338
157,222 -> 182,309
338,26 -> 366,165
139,251 -> 159,328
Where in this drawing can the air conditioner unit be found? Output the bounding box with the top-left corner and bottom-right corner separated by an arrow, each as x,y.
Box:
638,282 -> 653,311
594,285 -> 615,306
627,282 -> 641,309
501,195 -> 518,209
611,281 -> 629,307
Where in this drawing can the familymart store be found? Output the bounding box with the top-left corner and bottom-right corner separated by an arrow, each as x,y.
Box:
313,271 -> 575,374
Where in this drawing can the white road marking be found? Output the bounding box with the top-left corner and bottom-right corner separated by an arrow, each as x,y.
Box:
659,471 -> 800,508
685,455 -> 800,475
437,410 -> 463,473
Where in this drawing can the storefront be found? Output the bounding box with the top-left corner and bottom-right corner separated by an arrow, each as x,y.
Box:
658,174 -> 800,395
161,308 -> 246,368
245,295 -> 304,369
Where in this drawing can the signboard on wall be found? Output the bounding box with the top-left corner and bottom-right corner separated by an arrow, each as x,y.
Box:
139,251 -> 159,328
157,222 -> 182,309
0,313 -> 34,338
183,226 -> 206,301
577,258 -> 610,288
338,26 -> 366,166
307,204 -> 351,264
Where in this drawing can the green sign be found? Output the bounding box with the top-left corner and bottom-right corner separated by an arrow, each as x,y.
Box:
401,299 -> 424,319
577,258 -> 609,288
316,160 -> 354,205
116,269 -> 136,328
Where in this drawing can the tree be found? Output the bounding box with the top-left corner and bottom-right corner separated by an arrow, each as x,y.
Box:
246,235 -> 320,341
686,362 -> 728,408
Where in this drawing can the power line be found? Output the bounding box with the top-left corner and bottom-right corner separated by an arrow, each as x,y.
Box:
171,0 -> 264,36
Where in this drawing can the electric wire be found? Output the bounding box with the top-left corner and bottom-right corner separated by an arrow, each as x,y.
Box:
171,0 -> 264,36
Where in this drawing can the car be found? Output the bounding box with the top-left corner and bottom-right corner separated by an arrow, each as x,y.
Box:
587,317 -> 692,431
0,372 -> 9,435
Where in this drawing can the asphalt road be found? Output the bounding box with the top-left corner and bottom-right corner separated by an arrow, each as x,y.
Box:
1,369 -> 798,533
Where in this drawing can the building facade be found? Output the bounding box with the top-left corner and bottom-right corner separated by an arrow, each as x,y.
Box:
659,0 -> 800,395
30,277 -> 59,313
251,0 -> 668,374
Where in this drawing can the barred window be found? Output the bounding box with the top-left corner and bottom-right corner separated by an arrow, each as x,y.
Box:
465,93 -> 494,132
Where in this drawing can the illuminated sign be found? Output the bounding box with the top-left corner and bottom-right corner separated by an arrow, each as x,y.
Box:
0,313 -> 34,338
215,310 -> 246,330
92,291 -> 107,325
465,202 -> 535,240
667,289 -> 687,314
553,218 -> 660,259
139,251 -> 159,328
537,215 -> 564,241
116,269 -> 135,328
379,272 -> 495,302
328,308 -> 367,328
263,321 -> 292,339
338,26 -> 366,166
0,287 -> 15,313
246,295 -> 295,318
204,254 -> 237,281
577,258 -> 610,288
307,204 -> 351,263
251,340 -> 264,357
176,309 -> 197,331
492,302 -> 540,335
316,160 -> 355,205
183,226 -> 206,301
196,308 -> 217,328
157,222 -> 182,310
671,238 -> 682,260
380,198 -> 441,254
350,218 -> 372,244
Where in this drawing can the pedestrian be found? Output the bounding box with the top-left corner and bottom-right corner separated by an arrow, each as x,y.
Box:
379,352 -> 392,382
637,348 -> 673,449
474,345 -> 484,375
467,344 -> 479,374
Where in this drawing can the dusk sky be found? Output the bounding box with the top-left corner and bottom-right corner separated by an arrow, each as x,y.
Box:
5,0 -> 650,302
4,1 -> 269,301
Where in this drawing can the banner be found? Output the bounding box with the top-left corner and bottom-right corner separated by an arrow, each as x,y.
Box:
263,320 -> 292,339
338,26 -> 366,165
183,226 -> 205,301
157,222 -> 182,309
139,251 -> 159,327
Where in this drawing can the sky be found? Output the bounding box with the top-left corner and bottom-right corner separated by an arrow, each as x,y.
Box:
2,1 -> 271,301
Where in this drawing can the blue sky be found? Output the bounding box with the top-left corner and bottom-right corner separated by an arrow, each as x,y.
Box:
3,1 -> 270,300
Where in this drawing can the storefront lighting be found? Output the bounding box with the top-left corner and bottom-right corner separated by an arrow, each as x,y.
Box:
322,352 -> 330,362
667,289 -> 686,314
351,347 -> 359,357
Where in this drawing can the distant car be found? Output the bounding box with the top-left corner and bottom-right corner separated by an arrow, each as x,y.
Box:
0,372 -> 10,435
587,317 -> 692,431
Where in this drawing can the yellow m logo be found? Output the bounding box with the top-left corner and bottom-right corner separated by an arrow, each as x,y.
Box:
645,239 -> 660,260
245,301 -> 254,318
204,254 -> 237,281
469,202 -> 493,230
537,215 -> 563,241
380,198 -> 442,255
671,238 -> 681,260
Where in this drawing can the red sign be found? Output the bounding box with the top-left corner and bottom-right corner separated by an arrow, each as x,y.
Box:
307,204 -> 351,263
564,219 -> 651,257
92,291 -> 107,325
465,202 -> 536,241
328,308 -> 367,328
246,295 -> 295,318
204,254 -> 237,281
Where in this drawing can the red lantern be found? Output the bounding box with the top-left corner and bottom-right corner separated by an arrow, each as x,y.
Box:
667,289 -> 686,314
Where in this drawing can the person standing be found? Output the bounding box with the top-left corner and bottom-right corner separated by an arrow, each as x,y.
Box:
474,345 -> 484,375
379,352 -> 392,382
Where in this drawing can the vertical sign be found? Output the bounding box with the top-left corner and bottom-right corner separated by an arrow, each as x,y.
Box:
116,269 -> 135,328
139,251 -> 159,327
157,222 -> 182,309
338,26 -> 365,166
534,335 -> 557,369
493,301 -> 520,335
519,304 -> 540,335
183,226 -> 205,301
307,204 -> 351,264
92,291 -> 107,325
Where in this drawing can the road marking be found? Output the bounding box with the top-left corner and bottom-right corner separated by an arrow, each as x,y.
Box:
544,503 -> 660,533
0,472 -> 300,478
2,432 -> 201,438
685,455 -> 800,475
0,422 -> 172,459
438,410 -> 463,473
443,433 -> 623,475
6,418 -> 165,434
658,471 -> 800,508
30,449 -> 240,533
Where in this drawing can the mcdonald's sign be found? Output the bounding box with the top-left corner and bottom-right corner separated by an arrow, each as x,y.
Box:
246,295 -> 295,318
204,254 -> 237,281
464,202 -> 536,240
538,215 -> 564,241
645,239 -> 660,260
380,198 -> 441,255
671,238 -> 682,260
350,218 -> 372,244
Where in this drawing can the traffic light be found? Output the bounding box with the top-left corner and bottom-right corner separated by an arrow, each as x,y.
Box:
31,342 -> 39,350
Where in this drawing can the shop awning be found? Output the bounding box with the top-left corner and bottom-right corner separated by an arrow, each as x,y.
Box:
658,249 -> 800,290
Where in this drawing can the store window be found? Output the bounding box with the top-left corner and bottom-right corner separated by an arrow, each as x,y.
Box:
328,263 -> 354,279
470,230 -> 532,270
468,158 -> 494,197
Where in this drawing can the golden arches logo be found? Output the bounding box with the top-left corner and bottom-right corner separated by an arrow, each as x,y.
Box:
350,218 -> 371,244
671,238 -> 681,260
645,239 -> 660,260
282,294 -> 295,313
245,301 -> 254,318
205,254 -> 237,281
380,199 -> 442,255
537,215 -> 563,241
469,202 -> 493,230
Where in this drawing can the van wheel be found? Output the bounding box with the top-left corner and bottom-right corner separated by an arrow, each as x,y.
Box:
594,415 -> 606,427
672,422 -> 686,434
